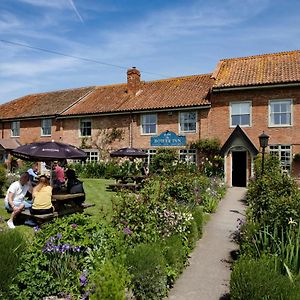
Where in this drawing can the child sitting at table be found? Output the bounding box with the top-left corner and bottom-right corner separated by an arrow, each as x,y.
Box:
30,175 -> 54,215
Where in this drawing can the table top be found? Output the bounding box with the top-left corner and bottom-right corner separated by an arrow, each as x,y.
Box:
52,193 -> 85,201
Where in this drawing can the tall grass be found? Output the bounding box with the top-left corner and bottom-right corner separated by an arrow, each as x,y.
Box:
252,222 -> 300,280
0,229 -> 27,297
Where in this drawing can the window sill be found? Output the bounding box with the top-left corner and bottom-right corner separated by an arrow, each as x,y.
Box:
268,124 -> 292,128
140,133 -> 157,136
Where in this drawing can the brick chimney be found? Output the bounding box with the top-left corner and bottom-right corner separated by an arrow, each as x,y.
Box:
127,67 -> 140,95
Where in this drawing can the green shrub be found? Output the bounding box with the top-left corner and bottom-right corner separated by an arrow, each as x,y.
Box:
161,235 -> 188,286
247,155 -> 300,230
0,229 -> 27,298
230,256 -> 300,300
192,206 -> 204,238
149,148 -> 178,174
0,164 -> 7,195
90,259 -> 130,300
126,243 -> 167,300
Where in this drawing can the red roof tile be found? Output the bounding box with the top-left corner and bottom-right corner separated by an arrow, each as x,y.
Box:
0,87 -> 94,120
213,50 -> 300,88
63,74 -> 212,116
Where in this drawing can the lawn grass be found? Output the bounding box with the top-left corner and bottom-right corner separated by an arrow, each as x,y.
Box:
0,178 -> 116,234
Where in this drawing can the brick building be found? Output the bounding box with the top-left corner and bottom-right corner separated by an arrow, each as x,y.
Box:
1,50 -> 300,187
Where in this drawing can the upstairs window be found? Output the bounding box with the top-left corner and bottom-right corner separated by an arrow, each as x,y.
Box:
11,121 -> 20,137
41,119 -> 52,136
179,111 -> 197,133
230,102 -> 251,127
269,99 -> 292,127
80,119 -> 92,137
141,114 -> 157,135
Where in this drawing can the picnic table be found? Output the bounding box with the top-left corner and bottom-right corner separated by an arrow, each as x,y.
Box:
20,192 -> 94,223
106,175 -> 148,192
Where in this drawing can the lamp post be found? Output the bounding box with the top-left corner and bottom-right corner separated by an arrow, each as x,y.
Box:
259,131 -> 269,175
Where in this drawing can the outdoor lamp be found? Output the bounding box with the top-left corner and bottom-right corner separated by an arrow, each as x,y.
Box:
259,131 -> 269,175
259,132 -> 269,149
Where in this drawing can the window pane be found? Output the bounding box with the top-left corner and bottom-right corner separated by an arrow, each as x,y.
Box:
240,115 -> 250,125
240,103 -> 250,113
231,104 -> 240,115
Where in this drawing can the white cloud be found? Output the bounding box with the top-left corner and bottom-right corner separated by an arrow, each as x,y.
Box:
0,56 -> 78,77
17,0 -> 69,9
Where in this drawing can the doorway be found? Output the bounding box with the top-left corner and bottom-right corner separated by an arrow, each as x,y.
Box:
232,151 -> 247,187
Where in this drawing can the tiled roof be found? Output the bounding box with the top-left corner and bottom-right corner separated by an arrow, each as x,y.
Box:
63,74 -> 212,116
0,138 -> 21,150
0,87 -> 94,120
212,50 -> 300,89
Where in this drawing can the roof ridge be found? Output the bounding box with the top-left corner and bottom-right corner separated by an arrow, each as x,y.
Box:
23,85 -> 96,97
145,73 -> 212,84
220,49 -> 300,62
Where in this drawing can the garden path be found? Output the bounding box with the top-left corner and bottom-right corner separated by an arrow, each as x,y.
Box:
168,187 -> 247,300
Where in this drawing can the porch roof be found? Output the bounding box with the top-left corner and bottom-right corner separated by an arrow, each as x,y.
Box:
220,125 -> 259,156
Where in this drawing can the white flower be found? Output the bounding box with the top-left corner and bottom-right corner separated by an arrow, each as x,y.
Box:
288,218 -> 297,226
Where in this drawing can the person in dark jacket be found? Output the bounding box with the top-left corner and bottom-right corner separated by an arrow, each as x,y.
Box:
65,169 -> 85,205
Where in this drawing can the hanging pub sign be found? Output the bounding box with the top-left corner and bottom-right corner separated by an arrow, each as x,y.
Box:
150,130 -> 186,147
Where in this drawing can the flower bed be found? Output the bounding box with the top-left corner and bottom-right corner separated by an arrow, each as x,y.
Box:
230,155 -> 300,299
1,165 -> 225,299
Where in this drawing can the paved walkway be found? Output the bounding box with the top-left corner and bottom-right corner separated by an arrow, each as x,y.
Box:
168,187 -> 247,300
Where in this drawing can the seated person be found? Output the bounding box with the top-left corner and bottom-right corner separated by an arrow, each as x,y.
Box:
65,169 -> 85,205
30,175 -> 54,215
27,162 -> 39,186
53,162 -> 65,187
4,172 -> 33,229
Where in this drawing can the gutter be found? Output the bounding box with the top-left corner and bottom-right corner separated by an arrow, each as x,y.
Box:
212,82 -> 300,92
56,104 -> 212,119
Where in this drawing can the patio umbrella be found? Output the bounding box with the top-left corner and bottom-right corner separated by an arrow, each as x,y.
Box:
110,147 -> 147,158
11,141 -> 87,161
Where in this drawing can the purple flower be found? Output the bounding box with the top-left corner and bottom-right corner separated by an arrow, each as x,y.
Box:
123,227 -> 132,235
57,233 -> 62,239
49,236 -> 56,242
71,223 -> 78,229
79,270 -> 88,287
73,245 -> 81,252
34,226 -> 40,232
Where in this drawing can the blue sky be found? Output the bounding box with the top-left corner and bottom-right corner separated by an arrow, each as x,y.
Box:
1,0 -> 300,104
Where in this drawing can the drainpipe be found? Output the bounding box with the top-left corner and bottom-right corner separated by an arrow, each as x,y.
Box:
1,121 -> 3,139
129,113 -> 134,147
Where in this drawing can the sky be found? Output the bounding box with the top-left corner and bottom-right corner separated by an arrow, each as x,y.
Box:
1,0 -> 300,104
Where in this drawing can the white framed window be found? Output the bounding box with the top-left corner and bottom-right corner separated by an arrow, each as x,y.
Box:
143,149 -> 157,166
269,99 -> 292,127
179,149 -> 197,163
179,111 -> 197,133
11,121 -> 20,137
41,119 -> 52,136
86,150 -> 99,163
230,101 -> 251,127
269,145 -> 291,172
80,119 -> 92,137
141,114 -> 157,135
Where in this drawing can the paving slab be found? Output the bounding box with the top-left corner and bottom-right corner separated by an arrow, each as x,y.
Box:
168,187 -> 247,300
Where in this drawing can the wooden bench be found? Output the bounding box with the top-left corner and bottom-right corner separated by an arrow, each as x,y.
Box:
20,202 -> 95,223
